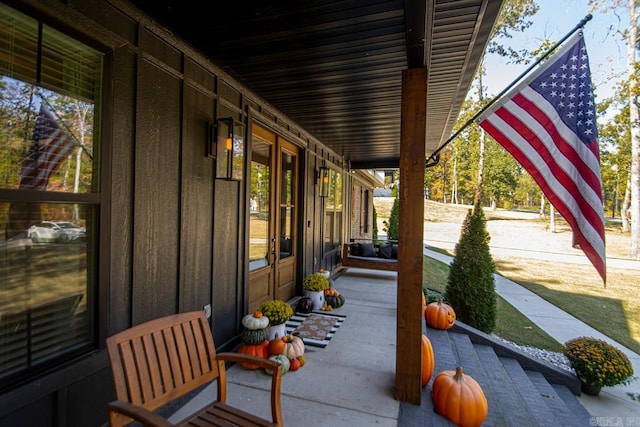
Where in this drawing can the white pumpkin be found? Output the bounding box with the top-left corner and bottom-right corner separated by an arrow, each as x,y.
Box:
242,312 -> 270,330
282,335 -> 305,359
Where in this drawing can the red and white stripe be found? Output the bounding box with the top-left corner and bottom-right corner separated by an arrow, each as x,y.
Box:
480,86 -> 606,282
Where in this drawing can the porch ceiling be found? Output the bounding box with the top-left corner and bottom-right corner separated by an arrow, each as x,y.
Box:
128,0 -> 504,169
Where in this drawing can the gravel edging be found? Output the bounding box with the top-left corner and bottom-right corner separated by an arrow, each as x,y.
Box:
492,335 -> 573,372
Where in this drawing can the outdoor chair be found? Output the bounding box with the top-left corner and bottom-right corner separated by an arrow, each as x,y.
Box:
105,310 -> 283,427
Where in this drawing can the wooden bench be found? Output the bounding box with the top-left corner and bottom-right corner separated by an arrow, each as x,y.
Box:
105,310 -> 284,427
341,243 -> 398,272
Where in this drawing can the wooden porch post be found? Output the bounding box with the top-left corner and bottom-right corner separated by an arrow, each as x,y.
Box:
394,68 -> 426,404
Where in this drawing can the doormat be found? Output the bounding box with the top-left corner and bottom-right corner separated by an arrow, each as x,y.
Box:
285,311 -> 346,348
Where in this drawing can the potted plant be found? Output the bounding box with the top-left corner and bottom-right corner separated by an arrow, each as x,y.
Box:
302,273 -> 330,310
563,336 -> 635,396
303,273 -> 330,292
258,300 -> 294,340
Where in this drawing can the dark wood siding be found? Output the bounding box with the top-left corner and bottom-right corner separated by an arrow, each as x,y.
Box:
179,61 -> 215,313
212,180 -> 242,348
131,57 -> 182,324
108,46 -> 137,333
0,1 -> 345,425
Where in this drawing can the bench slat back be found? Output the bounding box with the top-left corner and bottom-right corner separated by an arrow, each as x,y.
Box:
106,311 -> 219,412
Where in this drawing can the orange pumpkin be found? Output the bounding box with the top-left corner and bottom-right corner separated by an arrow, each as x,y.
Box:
421,292 -> 427,314
268,333 -> 285,355
237,340 -> 269,370
432,366 -> 488,427
421,334 -> 435,387
425,298 -> 456,330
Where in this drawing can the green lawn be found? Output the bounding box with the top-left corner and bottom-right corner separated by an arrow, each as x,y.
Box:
423,253 -> 640,355
423,255 -> 563,352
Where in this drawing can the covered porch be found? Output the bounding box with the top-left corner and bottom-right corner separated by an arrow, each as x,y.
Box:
166,266 -> 591,426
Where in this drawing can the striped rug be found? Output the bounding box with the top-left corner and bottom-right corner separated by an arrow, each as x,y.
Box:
285,311 -> 346,348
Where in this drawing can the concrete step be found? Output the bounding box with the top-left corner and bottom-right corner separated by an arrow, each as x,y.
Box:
475,345 -> 537,427
417,324 -> 590,427
527,370 -> 591,427
500,357 -> 561,426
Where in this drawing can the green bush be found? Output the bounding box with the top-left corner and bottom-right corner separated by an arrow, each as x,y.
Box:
445,201 -> 497,333
372,204 -> 378,241
385,198 -> 399,241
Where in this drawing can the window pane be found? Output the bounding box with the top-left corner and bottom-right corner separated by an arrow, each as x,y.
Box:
333,212 -> 342,246
41,25 -> 102,102
0,5 -> 100,390
279,150 -> 295,260
0,81 -> 96,194
0,202 -> 95,384
335,171 -> 342,210
0,4 -> 38,85
249,138 -> 271,271
279,207 -> 293,259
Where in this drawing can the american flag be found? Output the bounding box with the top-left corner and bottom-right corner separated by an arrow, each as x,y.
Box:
478,33 -> 606,282
19,105 -> 75,190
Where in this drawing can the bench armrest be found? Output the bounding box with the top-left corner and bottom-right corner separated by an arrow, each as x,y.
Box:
108,400 -> 173,427
217,352 -> 283,373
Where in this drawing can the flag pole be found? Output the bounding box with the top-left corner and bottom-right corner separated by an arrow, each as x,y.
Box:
425,14 -> 593,167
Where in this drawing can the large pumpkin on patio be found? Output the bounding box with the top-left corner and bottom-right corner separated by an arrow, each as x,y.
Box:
432,366 -> 487,427
282,334 -> 305,359
425,298 -> 456,330
421,334 -> 435,387
237,340 -> 269,370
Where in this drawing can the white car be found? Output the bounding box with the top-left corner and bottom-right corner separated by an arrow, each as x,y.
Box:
28,221 -> 86,243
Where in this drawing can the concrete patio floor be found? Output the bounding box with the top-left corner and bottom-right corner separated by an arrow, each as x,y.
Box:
171,258 -> 640,426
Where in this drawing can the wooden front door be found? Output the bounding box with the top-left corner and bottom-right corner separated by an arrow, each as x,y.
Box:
248,125 -> 299,312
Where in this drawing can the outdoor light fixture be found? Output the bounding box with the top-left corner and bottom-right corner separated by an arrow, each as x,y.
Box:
318,166 -> 330,197
214,117 -> 245,180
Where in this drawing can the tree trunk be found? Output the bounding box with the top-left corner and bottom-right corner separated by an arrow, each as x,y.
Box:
627,0 -> 640,258
477,68 -> 486,195
540,194 -> 545,218
452,154 -> 458,204
622,172 -> 631,232
550,204 -> 556,233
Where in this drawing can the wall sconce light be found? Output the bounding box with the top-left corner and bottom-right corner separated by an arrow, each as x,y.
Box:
318,166 -> 330,197
214,117 -> 245,180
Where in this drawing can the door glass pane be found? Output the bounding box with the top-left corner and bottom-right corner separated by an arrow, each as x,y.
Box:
249,137 -> 271,271
279,150 -> 295,259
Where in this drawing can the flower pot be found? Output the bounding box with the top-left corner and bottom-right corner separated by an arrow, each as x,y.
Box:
580,380 -> 601,396
267,323 -> 287,341
305,290 -> 325,310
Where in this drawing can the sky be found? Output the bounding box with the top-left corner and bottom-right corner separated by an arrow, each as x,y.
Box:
482,0 -> 630,110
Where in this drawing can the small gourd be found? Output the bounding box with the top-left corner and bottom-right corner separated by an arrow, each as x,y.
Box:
242,311 -> 270,330
297,355 -> 307,367
281,334 -> 305,359
237,340 -> 269,370
265,354 -> 290,375
425,298 -> 456,330
431,366 -> 488,427
289,357 -> 301,372
421,334 -> 435,387
268,333 -> 285,355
